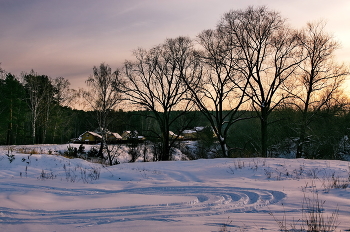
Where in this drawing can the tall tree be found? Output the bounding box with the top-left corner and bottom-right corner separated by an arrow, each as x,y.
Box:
219,6 -> 303,157
0,73 -> 27,144
293,21 -> 349,158
123,37 -> 196,161
181,28 -> 249,157
0,64 -> 5,80
0,65 -> 6,115
23,70 -> 54,144
84,63 -> 123,165
49,77 -> 76,143
52,77 -> 74,107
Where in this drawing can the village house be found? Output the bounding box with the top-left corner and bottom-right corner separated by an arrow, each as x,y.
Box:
169,131 -> 184,140
181,127 -> 205,140
77,130 -> 122,144
79,131 -> 102,144
74,129 -> 145,144
121,131 -> 145,141
107,132 -> 122,143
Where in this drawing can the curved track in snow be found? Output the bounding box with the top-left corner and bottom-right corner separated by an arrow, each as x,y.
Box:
0,184 -> 285,226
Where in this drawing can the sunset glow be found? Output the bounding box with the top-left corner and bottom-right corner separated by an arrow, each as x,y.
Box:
0,0 -> 349,89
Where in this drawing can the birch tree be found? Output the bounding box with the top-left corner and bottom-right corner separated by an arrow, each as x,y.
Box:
23,70 -> 53,144
84,63 -> 123,165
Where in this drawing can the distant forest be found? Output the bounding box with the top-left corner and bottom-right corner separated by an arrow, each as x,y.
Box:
0,71 -> 349,160
1,6 -> 350,161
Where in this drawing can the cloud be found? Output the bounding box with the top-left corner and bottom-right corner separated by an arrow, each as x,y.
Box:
1,0 -> 349,89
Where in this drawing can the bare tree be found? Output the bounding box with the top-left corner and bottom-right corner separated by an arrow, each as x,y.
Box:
52,76 -> 77,107
50,77 -> 78,143
84,63 -> 123,165
219,6 -> 303,157
123,37 -> 196,161
181,28 -> 250,157
292,21 -> 349,158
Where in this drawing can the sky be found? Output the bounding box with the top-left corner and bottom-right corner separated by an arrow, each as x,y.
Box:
1,0 -> 350,89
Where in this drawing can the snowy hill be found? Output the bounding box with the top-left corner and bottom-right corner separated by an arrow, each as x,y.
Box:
0,144 -> 350,231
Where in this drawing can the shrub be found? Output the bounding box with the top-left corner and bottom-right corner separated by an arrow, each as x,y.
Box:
128,142 -> 141,162
38,169 -> 56,180
78,144 -> 85,154
321,172 -> 350,193
87,147 -> 99,157
6,153 -> 15,163
63,164 -> 100,183
62,145 -> 78,158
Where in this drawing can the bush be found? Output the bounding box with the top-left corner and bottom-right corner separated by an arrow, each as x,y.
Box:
62,145 -> 78,158
78,144 -> 85,154
38,169 -> 56,180
63,164 -> 100,183
87,147 -> 99,157
128,140 -> 141,162
6,152 -> 15,163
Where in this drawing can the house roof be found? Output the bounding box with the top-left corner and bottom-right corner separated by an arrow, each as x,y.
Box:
182,129 -> 196,134
182,127 -> 205,134
80,131 -> 102,139
122,130 -> 139,137
194,127 -> 205,131
110,132 -> 122,139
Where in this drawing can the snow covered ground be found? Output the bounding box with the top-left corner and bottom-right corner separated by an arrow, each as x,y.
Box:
1,144 -> 350,232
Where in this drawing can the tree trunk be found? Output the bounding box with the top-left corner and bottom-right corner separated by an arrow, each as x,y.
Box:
218,136 -> 229,157
296,82 -> 312,158
98,140 -> 104,159
296,109 -> 309,158
161,130 -> 170,161
6,124 -> 12,145
296,129 -> 306,158
261,107 -> 269,157
105,144 -> 113,166
6,99 -> 13,145
32,118 -> 36,144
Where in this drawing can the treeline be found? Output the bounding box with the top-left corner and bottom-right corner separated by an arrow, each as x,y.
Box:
0,71 -> 87,144
0,72 -> 160,145
1,6 -> 349,161
226,108 -> 350,160
0,68 -> 349,160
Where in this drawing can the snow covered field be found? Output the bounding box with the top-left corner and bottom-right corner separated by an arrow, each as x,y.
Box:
1,144 -> 350,232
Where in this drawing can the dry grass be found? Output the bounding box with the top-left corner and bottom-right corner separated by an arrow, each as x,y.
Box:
270,184 -> 340,232
14,147 -> 42,155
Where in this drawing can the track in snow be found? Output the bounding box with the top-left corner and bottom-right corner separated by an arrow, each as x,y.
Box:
0,184 -> 285,226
